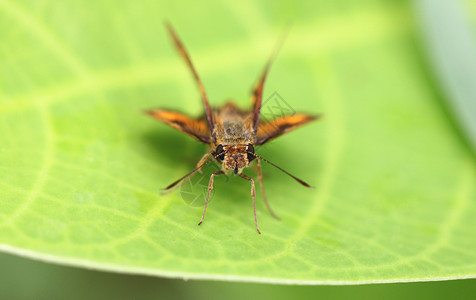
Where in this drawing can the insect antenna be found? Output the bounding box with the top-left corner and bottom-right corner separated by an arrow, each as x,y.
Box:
161,152 -> 222,191
162,157 -> 212,191
248,152 -> 314,188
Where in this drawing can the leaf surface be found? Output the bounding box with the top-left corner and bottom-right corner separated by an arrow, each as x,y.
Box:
0,0 -> 475,284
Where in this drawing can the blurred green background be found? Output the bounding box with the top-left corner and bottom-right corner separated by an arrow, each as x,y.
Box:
1,0 -> 476,298
1,251 -> 476,299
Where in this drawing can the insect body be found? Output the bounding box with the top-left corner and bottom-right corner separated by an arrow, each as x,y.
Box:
145,24 -> 321,234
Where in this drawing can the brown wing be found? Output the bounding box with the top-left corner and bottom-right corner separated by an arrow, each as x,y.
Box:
255,114 -> 321,145
145,110 -> 210,144
251,30 -> 288,134
165,23 -> 214,130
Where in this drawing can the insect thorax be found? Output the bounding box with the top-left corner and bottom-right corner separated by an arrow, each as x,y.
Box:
210,105 -> 254,174
212,102 -> 255,146
214,120 -> 254,174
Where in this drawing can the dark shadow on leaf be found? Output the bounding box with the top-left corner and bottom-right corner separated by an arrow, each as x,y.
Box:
139,128 -> 207,170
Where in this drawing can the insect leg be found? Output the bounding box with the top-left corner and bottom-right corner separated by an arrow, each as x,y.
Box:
239,174 -> 261,234
196,151 -> 213,174
256,158 -> 280,220
198,170 -> 224,226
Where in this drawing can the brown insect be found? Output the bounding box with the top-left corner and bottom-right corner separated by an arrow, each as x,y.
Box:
145,24 -> 321,234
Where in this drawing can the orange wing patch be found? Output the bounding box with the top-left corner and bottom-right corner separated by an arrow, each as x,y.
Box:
145,110 -> 211,143
256,114 -> 321,145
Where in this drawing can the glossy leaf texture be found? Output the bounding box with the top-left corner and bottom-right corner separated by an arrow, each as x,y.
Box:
0,0 -> 475,284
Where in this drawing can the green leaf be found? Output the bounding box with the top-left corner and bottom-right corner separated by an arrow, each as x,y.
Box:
0,0 -> 475,284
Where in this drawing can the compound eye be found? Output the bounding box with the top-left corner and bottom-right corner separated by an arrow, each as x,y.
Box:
246,144 -> 255,161
215,144 -> 225,161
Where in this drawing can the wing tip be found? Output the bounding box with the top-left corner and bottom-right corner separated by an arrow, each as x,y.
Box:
142,109 -> 156,117
309,114 -> 324,121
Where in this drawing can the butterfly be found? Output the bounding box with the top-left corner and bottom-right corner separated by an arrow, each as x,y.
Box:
145,23 -> 321,234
